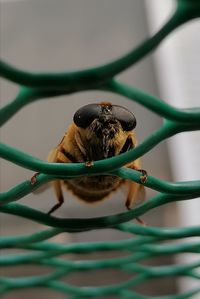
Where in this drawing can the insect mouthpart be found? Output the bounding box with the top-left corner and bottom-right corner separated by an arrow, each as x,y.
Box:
84,113 -> 117,159
102,131 -> 113,159
92,120 -> 119,159
90,114 -> 119,138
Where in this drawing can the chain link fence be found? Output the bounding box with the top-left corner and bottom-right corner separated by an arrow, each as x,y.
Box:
0,0 -> 200,298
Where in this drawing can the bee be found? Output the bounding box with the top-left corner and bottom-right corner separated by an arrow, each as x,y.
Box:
32,102 -> 147,219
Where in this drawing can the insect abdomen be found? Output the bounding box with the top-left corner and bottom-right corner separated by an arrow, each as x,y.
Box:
64,175 -> 122,203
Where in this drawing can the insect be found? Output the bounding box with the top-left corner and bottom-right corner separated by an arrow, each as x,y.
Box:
32,102 -> 147,217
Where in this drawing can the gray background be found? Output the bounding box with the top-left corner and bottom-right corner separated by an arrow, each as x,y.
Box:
0,0 -> 176,297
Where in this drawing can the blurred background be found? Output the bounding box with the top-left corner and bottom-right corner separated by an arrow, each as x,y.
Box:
0,0 -> 199,297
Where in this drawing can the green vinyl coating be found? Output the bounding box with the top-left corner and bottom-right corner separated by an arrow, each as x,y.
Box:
0,1 -> 200,298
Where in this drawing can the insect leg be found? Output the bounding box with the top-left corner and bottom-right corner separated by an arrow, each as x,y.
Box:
47,180 -> 64,214
47,146 -> 73,214
126,180 -> 146,225
123,136 -> 146,224
125,180 -> 145,210
30,172 -> 40,185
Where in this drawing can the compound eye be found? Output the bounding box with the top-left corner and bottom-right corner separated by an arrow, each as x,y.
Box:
112,105 -> 136,131
73,104 -> 101,128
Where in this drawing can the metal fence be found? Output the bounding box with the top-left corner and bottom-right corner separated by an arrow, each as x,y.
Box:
0,0 -> 200,298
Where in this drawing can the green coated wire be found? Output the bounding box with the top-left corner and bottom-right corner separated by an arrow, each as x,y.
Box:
0,0 -> 200,298
1,191 -> 200,231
